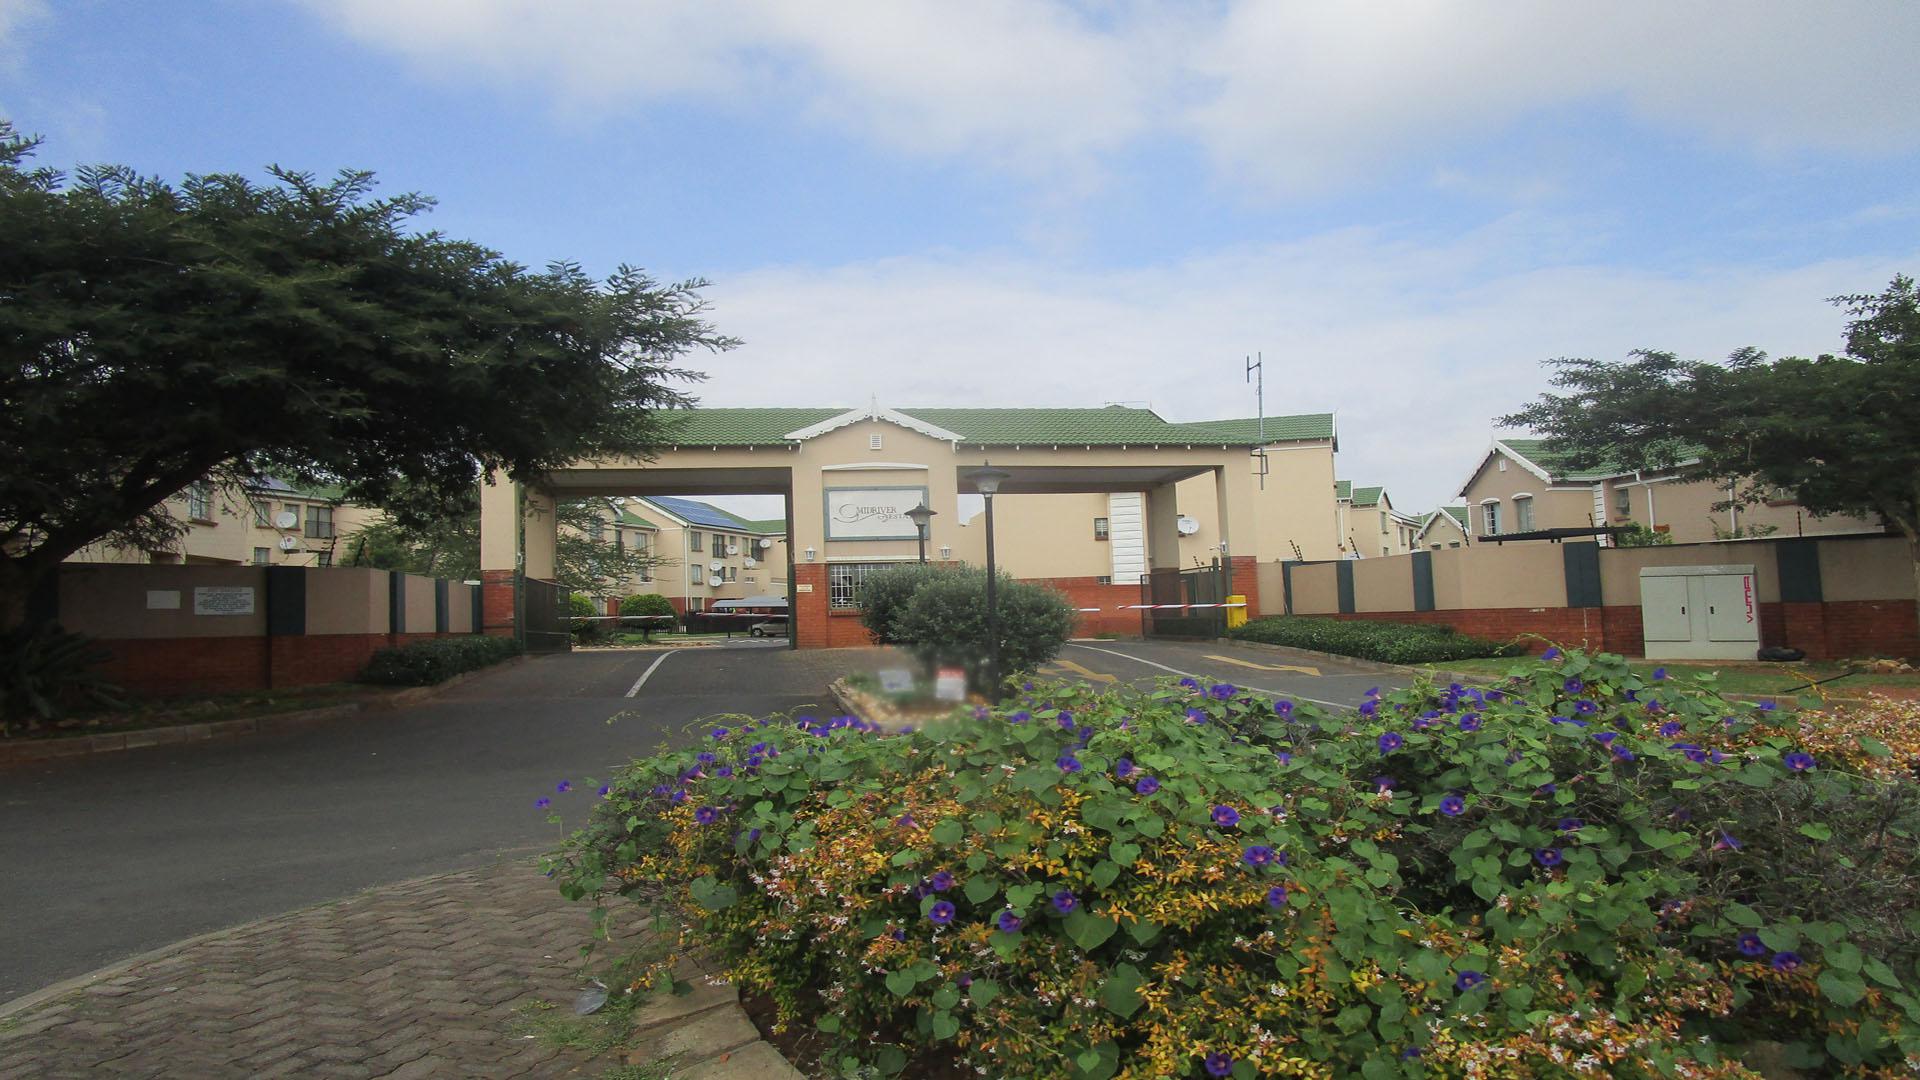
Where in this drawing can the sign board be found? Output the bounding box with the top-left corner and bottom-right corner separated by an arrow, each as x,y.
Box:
878,668 -> 915,694
824,486 -> 929,541
934,667 -> 967,702
192,586 -> 255,616
145,590 -> 181,611
795,584 -> 813,593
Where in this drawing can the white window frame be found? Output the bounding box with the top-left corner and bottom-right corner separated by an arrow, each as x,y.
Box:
1513,493 -> 1535,533
1481,499 -> 1502,536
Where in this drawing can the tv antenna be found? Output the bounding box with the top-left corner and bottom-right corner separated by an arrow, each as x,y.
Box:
1246,352 -> 1268,489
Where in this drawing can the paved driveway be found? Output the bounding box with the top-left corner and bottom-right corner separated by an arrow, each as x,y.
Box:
1040,637 -> 1410,710
0,642 -> 879,1005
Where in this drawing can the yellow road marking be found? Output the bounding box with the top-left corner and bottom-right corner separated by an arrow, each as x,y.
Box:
1045,659 -> 1118,684
1205,654 -> 1321,677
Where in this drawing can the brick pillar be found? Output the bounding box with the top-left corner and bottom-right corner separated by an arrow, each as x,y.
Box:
1229,555 -> 1260,620
793,562 -> 829,650
481,569 -> 516,638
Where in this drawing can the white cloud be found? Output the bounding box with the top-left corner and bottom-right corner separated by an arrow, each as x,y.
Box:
298,0 -> 1920,192
684,229 -> 1915,511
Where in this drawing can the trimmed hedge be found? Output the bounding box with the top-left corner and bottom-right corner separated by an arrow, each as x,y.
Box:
360,635 -> 523,686
1230,614 -> 1522,665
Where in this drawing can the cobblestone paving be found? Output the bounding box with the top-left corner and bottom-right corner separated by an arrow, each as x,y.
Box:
0,857 -> 800,1079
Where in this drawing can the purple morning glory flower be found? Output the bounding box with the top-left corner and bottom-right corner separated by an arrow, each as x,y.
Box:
1057,753 -> 1083,773
1115,757 -> 1135,779
1179,677 -> 1200,690
695,806 -> 720,825
1672,743 -> 1708,764
534,797 -> 551,809
1535,848 -> 1563,867
1210,683 -> 1236,700
1459,713 -> 1482,733
1613,745 -> 1636,763
747,828 -> 761,843
1542,647 -> 1562,661
1377,731 -> 1404,753
1455,970 -> 1487,991
1557,817 -> 1585,833
1275,750 -> 1293,766
1537,782 -> 1557,796
555,780 -> 572,793
1274,699 -> 1294,717
1738,933 -> 1767,956
930,870 -> 954,892
1134,776 -> 1159,795
1266,884 -> 1289,908
1051,889 -> 1078,915
1785,751 -> 1815,772
1759,701 -> 1777,712
1564,677 -> 1584,694
696,752 -> 716,765
714,766 -> 734,779
895,813 -> 917,828
597,784 -> 611,797
1009,710 -> 1031,724
1211,804 -> 1241,828
928,901 -> 956,926
1574,699 -> 1599,715
1057,713 -> 1075,731
1372,775 -> 1397,793
1593,731 -> 1617,747
996,910 -> 1022,932
710,727 -> 729,739
1439,795 -> 1465,817
1205,1052 -> 1234,1077
1185,707 -> 1208,724
1652,667 -> 1668,680
889,927 -> 907,942
1242,845 -> 1277,867
1714,831 -> 1741,851
670,789 -> 689,804
1358,699 -> 1379,717
1772,951 -> 1802,971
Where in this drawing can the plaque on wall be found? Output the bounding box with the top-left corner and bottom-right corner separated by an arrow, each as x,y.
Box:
824,487 -> 929,541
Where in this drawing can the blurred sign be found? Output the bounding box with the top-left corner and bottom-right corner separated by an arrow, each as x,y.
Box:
145,590 -> 181,610
193,586 -> 254,616
825,487 -> 929,540
935,667 -> 967,702
879,669 -> 915,694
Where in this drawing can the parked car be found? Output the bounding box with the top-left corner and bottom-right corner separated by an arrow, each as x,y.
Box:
749,620 -> 789,638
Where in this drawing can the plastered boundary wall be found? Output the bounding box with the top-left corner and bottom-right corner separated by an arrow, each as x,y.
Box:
1274,535 -> 1916,660
52,564 -> 483,695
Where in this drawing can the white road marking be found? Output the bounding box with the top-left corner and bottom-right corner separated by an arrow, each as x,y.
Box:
624,651 -> 675,698
1063,642 -> 1357,711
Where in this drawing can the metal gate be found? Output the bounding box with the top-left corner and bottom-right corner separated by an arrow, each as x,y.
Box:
518,575 -> 572,654
1142,561 -> 1227,639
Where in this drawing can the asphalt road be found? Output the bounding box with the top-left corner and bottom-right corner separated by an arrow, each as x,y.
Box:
0,636 -> 1390,1005
0,640 -> 875,1006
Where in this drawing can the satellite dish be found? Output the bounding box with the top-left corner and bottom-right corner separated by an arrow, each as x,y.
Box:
278,535 -> 299,552
758,537 -> 774,549
709,560 -> 723,572
1175,516 -> 1201,536
707,575 -> 723,587
273,510 -> 298,530
744,558 -> 757,568
726,544 -> 739,555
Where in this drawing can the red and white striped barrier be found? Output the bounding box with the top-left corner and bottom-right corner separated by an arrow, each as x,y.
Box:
1074,603 -> 1249,613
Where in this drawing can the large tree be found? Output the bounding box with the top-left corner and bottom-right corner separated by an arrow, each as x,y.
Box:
1501,274 -> 1919,626
341,496 -> 674,596
0,124 -> 733,623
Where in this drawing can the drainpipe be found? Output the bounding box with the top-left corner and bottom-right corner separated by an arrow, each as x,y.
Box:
1728,482 -> 1738,537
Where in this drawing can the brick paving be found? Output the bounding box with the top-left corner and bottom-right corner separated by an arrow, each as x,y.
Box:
0,857 -> 802,1079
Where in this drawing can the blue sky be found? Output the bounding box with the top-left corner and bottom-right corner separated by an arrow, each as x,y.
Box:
5,1 -> 1917,514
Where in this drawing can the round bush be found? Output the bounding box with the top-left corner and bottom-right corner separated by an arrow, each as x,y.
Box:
619,593 -> 676,619
859,563 -> 975,645
893,572 -> 1075,691
549,650 -> 1920,1078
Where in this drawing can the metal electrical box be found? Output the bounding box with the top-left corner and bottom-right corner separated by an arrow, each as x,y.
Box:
1638,564 -> 1760,660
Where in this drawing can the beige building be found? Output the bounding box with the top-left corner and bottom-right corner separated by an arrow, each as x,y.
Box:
1413,506 -> 1470,549
627,496 -> 787,613
1460,438 -> 1883,544
1333,482 -> 1422,558
68,477 -> 379,568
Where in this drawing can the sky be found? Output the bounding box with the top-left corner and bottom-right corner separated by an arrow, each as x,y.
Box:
4,1 -> 1918,516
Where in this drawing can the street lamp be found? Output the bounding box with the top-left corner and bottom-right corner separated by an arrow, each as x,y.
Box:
963,465 -> 1012,701
905,502 -> 936,564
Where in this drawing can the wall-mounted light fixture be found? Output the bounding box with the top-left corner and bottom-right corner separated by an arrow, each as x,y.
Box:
804,546 -> 817,561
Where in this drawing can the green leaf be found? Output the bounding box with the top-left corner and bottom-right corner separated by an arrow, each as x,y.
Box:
1091,860 -> 1122,889
931,819 -> 965,846
969,978 -> 1000,1007
1124,918 -> 1162,945
1099,963 -> 1146,1018
885,970 -> 917,998
1065,911 -> 1118,951
1859,735 -> 1892,758
932,1011 -> 960,1040
1076,1049 -> 1101,1071
1819,969 -> 1866,1007
816,1014 -> 841,1033
1799,822 -> 1833,841
1723,902 -> 1764,927
964,875 -> 1000,904
1109,840 -> 1142,865
932,985 -> 961,1011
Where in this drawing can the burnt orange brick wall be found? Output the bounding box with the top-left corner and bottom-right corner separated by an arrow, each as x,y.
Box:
1025,577 -> 1145,638
481,569 -> 516,638
95,637 -> 270,696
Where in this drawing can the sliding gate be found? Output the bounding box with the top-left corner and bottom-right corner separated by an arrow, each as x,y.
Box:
1141,561 -> 1227,639
518,575 -> 572,654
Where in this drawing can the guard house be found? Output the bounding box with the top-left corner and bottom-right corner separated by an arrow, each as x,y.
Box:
478,405 -> 1281,649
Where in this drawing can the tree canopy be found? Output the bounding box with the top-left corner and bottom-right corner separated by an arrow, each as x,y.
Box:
1502,274 -> 1919,617
0,124 -> 733,620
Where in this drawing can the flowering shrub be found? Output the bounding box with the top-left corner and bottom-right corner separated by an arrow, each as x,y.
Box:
545,649 -> 1920,1078
1230,616 -> 1523,665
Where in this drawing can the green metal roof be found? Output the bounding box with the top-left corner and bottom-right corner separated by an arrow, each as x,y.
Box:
1334,480 -> 1352,500
614,510 -> 657,529
1497,439 -> 1621,482
1349,486 -> 1385,508
647,405 -> 1277,447
654,408 -> 847,446
1174,413 -> 1334,444
1418,507 -> 1468,533
741,518 -> 787,535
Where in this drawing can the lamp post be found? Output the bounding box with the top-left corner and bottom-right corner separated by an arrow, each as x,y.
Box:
905,503 -> 936,564
963,465 -> 1012,701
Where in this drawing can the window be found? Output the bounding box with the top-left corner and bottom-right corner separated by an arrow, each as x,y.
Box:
589,516 -> 605,542
252,501 -> 271,527
1096,574 -> 1112,585
712,533 -> 727,556
305,504 -> 334,539
1614,486 -> 1632,517
315,551 -> 332,568
1514,496 -> 1535,532
724,565 -> 736,582
1093,517 -> 1110,541
1482,501 -> 1501,535
252,547 -> 271,565
187,482 -> 213,521
869,434 -> 884,450
690,530 -> 703,552
828,562 -> 891,610
1379,514 -> 1388,533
